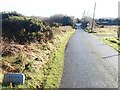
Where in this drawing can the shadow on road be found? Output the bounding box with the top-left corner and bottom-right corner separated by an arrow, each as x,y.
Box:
102,54 -> 120,59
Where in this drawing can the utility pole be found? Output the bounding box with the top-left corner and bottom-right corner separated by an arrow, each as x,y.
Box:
91,2 -> 96,32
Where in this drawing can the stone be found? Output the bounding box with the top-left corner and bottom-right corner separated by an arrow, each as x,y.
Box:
3,73 -> 25,85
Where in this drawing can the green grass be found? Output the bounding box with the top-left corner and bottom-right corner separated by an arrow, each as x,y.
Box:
101,37 -> 120,52
44,31 -> 74,88
2,52 -> 45,88
84,29 -> 90,32
1,27 -> 75,89
91,26 -> 119,52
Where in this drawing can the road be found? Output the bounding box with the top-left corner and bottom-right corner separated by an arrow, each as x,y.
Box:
60,28 -> 118,88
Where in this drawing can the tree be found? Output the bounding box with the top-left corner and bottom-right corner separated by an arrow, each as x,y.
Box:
81,16 -> 93,30
43,14 -> 75,28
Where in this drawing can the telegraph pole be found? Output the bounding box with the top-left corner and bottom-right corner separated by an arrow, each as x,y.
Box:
91,2 -> 96,32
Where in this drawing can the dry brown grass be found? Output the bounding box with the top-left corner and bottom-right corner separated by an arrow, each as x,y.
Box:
1,26 -> 75,88
94,26 -> 118,38
93,25 -> 119,52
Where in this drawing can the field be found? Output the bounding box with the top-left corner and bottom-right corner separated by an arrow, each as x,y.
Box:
93,26 -> 119,52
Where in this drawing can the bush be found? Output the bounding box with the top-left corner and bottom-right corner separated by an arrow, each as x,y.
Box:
2,12 -> 53,44
100,25 -> 104,28
43,14 -> 75,28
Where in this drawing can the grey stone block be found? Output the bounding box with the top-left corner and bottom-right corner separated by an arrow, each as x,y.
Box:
3,73 -> 25,85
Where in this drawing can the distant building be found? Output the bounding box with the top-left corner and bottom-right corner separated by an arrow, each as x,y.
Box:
76,23 -> 82,30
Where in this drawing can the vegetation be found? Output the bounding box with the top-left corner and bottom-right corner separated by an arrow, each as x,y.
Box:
101,37 -> 120,52
2,12 -> 53,44
82,16 -> 119,51
81,16 -> 93,29
42,14 -> 76,28
95,18 -> 120,25
79,16 -> 97,33
44,29 -> 74,88
95,17 -> 120,43
0,12 -> 75,88
81,13 -> 119,52
93,26 -> 119,52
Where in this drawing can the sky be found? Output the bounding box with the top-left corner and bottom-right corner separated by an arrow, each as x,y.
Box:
0,0 -> 119,19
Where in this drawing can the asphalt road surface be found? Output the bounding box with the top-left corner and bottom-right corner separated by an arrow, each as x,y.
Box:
60,28 -> 118,88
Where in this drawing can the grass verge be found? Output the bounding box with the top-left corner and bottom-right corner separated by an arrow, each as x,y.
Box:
44,31 -> 74,88
84,29 -> 89,32
90,26 -> 119,52
100,37 -> 120,52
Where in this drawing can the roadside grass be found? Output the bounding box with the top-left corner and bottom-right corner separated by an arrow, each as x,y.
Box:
84,29 -> 89,32
1,26 -> 75,88
94,26 -> 117,35
101,37 -> 120,52
84,28 -> 97,33
2,51 -> 45,88
44,31 -> 74,88
92,26 -> 119,52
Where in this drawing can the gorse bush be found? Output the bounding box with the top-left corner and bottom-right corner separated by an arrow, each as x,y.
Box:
2,12 -> 53,44
43,14 -> 75,28
2,11 -> 23,20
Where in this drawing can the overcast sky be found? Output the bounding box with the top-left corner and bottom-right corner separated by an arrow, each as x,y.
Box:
0,0 -> 119,18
